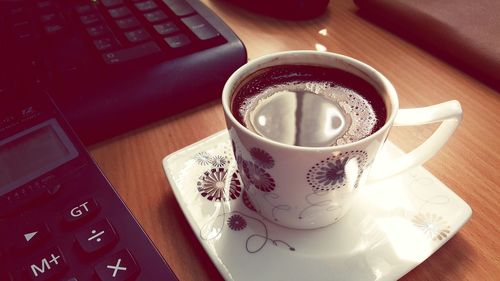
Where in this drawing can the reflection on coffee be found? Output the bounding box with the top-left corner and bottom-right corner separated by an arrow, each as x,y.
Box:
232,65 -> 387,147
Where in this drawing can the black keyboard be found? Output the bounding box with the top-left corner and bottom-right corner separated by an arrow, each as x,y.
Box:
0,0 -> 247,144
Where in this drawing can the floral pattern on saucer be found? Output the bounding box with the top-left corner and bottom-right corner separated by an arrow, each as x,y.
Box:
412,213 -> 451,241
197,167 -> 242,201
228,214 -> 247,231
194,151 -> 212,166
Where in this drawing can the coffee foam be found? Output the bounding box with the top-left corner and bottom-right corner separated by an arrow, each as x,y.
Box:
242,81 -> 378,146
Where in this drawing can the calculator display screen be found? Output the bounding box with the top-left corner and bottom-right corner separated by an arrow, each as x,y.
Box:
0,119 -> 78,195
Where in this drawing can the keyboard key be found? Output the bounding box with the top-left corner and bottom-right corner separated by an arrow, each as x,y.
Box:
74,4 -> 95,15
181,14 -> 219,40
124,28 -> 151,43
102,41 -> 161,64
162,0 -> 195,16
115,17 -> 140,29
63,198 -> 100,224
24,247 -> 67,281
12,19 -> 31,28
153,22 -> 179,35
108,6 -> 131,18
80,14 -> 101,25
12,21 -> 33,39
10,6 -> 27,17
93,38 -> 119,51
143,10 -> 167,23
86,24 -> 109,37
44,23 -> 64,34
101,0 -> 124,7
37,0 -> 54,9
39,13 -> 58,23
95,250 -> 139,281
75,219 -> 117,254
164,34 -> 190,48
134,0 -> 158,11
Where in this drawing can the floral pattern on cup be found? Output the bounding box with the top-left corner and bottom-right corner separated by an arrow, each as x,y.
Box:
412,213 -> 451,241
230,137 -> 246,178
306,150 -> 368,192
250,147 -> 275,169
197,167 -> 242,201
242,191 -> 257,211
298,191 -> 343,220
243,160 -> 276,192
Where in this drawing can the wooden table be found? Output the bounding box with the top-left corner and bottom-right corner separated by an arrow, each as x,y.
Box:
90,0 -> 500,280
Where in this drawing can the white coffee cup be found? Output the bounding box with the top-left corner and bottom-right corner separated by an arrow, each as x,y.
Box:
222,51 -> 462,229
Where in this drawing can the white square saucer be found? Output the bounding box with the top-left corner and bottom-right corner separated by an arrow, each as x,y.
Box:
162,130 -> 471,281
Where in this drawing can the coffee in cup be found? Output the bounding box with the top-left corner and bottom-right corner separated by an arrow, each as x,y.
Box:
231,64 -> 387,147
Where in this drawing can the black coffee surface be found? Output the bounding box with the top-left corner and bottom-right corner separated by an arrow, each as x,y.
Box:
231,65 -> 387,147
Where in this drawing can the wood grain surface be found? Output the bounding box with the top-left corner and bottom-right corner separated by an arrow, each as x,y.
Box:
90,0 -> 500,280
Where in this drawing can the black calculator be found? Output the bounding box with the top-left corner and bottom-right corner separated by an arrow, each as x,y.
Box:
0,90 -> 178,280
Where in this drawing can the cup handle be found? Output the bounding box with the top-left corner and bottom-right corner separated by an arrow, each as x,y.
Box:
368,100 -> 463,182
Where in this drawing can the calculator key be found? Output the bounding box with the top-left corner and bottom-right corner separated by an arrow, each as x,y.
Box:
181,14 -> 219,40
108,6 -> 131,18
124,28 -> 151,43
164,34 -> 191,48
80,14 -> 101,25
143,10 -> 167,23
162,0 -> 194,16
95,249 -> 139,281
0,271 -> 13,281
102,41 -> 161,64
115,17 -> 140,29
101,0 -> 124,7
24,246 -> 67,281
86,24 -> 109,37
93,38 -> 119,51
134,0 -> 158,11
14,222 -> 51,252
75,219 -> 117,254
153,21 -> 179,35
63,198 -> 100,224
